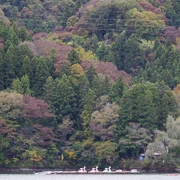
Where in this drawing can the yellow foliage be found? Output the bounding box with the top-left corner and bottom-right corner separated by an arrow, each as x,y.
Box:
82,138 -> 93,148
176,37 -> 180,46
173,84 -> 180,94
67,15 -> 79,27
70,64 -> 84,79
64,150 -> 76,159
75,46 -> 98,60
126,8 -> 165,38
23,149 -> 43,163
29,150 -> 42,162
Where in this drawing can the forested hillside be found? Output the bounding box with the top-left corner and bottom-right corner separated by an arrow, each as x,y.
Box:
0,0 -> 180,171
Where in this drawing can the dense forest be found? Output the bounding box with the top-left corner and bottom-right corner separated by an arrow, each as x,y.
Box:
0,0 -> 180,172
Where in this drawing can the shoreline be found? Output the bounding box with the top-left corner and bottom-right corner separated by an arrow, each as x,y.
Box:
0,168 -> 179,174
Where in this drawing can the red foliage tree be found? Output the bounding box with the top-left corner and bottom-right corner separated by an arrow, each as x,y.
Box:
23,94 -> 54,119
81,60 -> 132,84
32,124 -> 54,146
32,33 -> 48,41
33,40 -> 72,74
138,2 -> 162,14
164,26 -> 179,44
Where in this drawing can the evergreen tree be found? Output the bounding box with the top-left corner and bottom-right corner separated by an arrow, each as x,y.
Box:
161,69 -> 174,88
53,75 -> 76,123
18,26 -> 31,41
81,88 -> 96,136
12,75 -> 31,94
91,76 -> 101,97
6,27 -> 19,46
21,75 -> 32,94
58,62 -> 71,78
77,75 -> 90,100
109,76 -> 125,103
11,22 -> 19,36
71,75 -> 90,130
4,39 -> 12,51
17,45 -> 33,78
44,76 -> 56,105
86,65 -> 98,87
67,48 -> 81,65
12,78 -> 23,94
111,31 -> 126,70
21,56 -> 33,83
116,82 -> 159,139
124,34 -> 145,75
96,42 -> 107,61
100,76 -> 111,96
155,81 -> 177,130
4,44 -> 16,88
32,57 -> 50,97
18,44 -> 33,62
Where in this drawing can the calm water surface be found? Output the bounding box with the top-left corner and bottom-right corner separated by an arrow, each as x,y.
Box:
0,174 -> 179,180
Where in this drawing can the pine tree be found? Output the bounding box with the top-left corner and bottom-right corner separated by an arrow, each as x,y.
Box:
21,56 -> 33,82
86,65 -> 98,87
124,34 -> 145,75
4,44 -> 16,88
32,57 -> 50,97
81,88 -> 96,136
12,75 -> 32,94
100,76 -> 111,96
96,42 -> 107,61
111,31 -> 126,70
109,76 -> 125,103
18,26 -> 31,41
116,83 -> 159,139
71,75 -> 90,130
44,76 -> 56,105
53,75 -> 76,123
91,76 -> 101,97
155,81 -> 177,130
18,44 -> 33,62
67,48 -> 81,65
11,22 -> 19,36
12,78 -> 23,94
21,75 -> 32,94
58,62 -> 71,78
7,27 -> 19,46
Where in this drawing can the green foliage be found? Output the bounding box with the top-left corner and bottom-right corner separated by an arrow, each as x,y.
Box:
81,88 -> 96,136
94,141 -> 118,166
84,0 -> 139,39
3,44 -> 16,87
109,76 -> 125,103
117,82 -> 158,136
48,74 -> 76,123
32,57 -> 52,97
111,31 -> 127,70
12,75 -> 32,95
123,34 -> 145,75
67,48 -> 81,65
96,42 -> 114,62
0,0 -> 180,170
0,91 -> 23,120
126,8 -> 165,40
136,40 -> 180,89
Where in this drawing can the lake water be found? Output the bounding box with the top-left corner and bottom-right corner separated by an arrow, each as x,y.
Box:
0,174 -> 180,180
